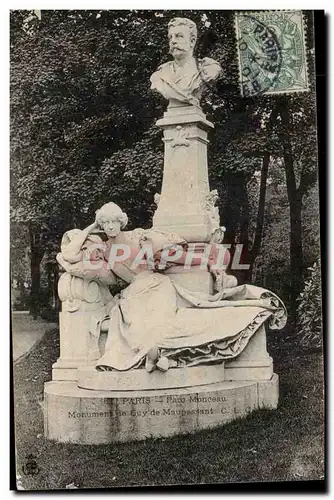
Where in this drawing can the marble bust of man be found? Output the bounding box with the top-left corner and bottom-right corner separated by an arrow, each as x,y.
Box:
150,17 -> 222,107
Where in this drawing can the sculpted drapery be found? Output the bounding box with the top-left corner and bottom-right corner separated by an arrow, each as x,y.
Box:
56,19 -> 287,373
57,202 -> 287,373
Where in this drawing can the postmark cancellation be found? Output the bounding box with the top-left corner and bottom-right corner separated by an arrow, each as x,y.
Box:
235,11 -> 309,96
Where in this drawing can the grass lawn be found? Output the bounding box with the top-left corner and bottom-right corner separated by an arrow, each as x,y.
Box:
13,326 -> 325,490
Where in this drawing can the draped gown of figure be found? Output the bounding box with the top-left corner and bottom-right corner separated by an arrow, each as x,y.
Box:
58,227 -> 286,371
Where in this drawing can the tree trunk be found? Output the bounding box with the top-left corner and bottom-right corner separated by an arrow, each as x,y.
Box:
222,174 -> 250,284
238,177 -> 250,284
279,101 -> 304,324
248,152 -> 270,280
239,177 -> 250,251
28,223 -> 44,319
283,148 -> 303,323
222,175 -> 238,245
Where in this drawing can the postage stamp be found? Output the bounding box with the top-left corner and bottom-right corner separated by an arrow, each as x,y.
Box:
235,11 -> 309,96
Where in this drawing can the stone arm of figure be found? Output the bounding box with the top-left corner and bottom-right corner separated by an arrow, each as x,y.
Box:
207,244 -> 230,274
156,244 -> 230,269
160,244 -> 237,290
207,244 -> 238,290
61,222 -> 98,264
99,293 -> 121,333
160,248 -> 203,267
57,223 -> 117,286
56,252 -> 117,286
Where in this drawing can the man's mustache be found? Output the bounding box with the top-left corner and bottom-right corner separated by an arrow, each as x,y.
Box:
170,46 -> 186,52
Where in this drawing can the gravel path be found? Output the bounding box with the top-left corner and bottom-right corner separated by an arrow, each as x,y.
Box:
11,311 -> 58,362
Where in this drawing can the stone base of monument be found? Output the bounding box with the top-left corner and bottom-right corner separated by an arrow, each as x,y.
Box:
77,364 -> 226,391
44,373 -> 279,445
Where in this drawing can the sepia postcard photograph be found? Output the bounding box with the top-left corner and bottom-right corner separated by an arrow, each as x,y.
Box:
10,8 -> 325,491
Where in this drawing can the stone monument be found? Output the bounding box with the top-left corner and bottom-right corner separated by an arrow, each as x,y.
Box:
151,17 -> 221,294
44,18 -> 286,444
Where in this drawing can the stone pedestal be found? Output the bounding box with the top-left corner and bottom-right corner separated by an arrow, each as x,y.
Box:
225,324 -> 273,381
153,105 -> 218,293
153,105 -> 216,243
52,273 -> 112,381
44,375 -> 279,444
52,309 -> 103,381
77,364 -> 225,391
165,266 -> 214,295
46,270 -> 277,444
45,322 -> 279,445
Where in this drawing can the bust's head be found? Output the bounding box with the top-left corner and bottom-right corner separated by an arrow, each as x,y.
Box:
168,18 -> 197,61
95,202 -> 128,238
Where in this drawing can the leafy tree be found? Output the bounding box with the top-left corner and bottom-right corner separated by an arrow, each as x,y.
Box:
296,259 -> 322,350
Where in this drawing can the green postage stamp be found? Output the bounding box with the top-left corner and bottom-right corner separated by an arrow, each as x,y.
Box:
235,10 -> 309,96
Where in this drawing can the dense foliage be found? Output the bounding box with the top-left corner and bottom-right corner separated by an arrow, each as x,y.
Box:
296,259 -> 323,350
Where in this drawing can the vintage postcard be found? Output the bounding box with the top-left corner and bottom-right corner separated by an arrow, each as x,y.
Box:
10,10 -> 324,490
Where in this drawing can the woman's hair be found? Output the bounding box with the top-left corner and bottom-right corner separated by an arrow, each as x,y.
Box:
95,202 -> 128,229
